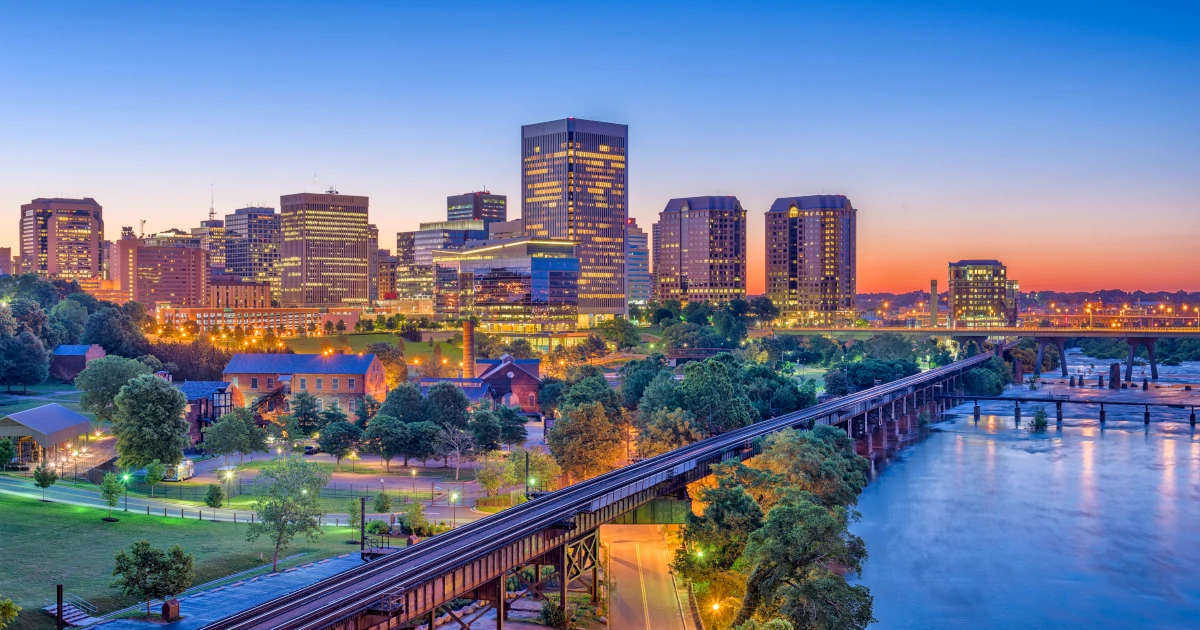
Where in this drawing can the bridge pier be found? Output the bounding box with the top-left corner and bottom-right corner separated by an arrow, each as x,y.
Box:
1056,402 -> 1063,424
1124,337 -> 1159,381
973,403 -> 980,422
1099,403 -> 1106,423
1191,409 -> 1196,426
1033,337 -> 1069,378
1144,406 -> 1151,425
1014,402 -> 1021,426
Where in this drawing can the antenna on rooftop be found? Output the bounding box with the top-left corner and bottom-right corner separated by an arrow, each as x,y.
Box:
208,184 -> 215,221
139,219 -> 146,239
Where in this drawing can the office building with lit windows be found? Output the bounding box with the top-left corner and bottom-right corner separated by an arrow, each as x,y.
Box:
625,218 -> 651,304
765,195 -> 857,325
279,191 -> 372,307
947,260 -> 1019,327
109,238 -> 211,308
411,220 -> 489,265
521,118 -> 627,324
652,196 -> 746,304
396,231 -> 416,265
225,207 -> 281,301
447,191 -> 507,226
19,197 -> 104,279
192,217 -> 226,271
431,238 -> 579,333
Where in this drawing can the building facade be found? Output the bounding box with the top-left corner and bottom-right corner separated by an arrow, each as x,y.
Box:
624,218 -> 651,305
192,218 -> 226,270
447,191 -> 507,225
947,260 -> 1019,327
0,247 -> 11,276
396,232 -> 416,265
224,207 -> 281,301
488,218 -> 524,241
159,306 -> 361,335
521,118 -> 627,323
210,275 -> 272,309
765,195 -> 857,325
19,197 -> 104,280
110,238 -> 211,308
279,191 -> 372,307
223,353 -> 386,414
411,220 -> 489,265
652,196 -> 746,304
432,238 -> 579,334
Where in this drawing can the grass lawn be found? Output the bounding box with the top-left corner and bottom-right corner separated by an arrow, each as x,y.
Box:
283,333 -> 465,366
0,493 -> 362,630
236,459 -> 475,481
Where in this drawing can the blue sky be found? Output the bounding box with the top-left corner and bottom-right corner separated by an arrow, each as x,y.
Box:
1,1 -> 1196,291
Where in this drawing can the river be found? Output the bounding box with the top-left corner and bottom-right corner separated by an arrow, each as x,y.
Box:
853,350 -> 1200,629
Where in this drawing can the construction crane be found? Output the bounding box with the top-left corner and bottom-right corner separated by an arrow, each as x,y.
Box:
139,219 -> 146,238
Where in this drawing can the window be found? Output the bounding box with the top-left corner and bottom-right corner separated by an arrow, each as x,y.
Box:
332,378 -> 339,391
348,398 -> 357,412
316,398 -> 324,412
251,377 -> 259,390
267,377 -> 274,390
299,378 -> 307,391
348,378 -> 356,390
316,378 -> 323,391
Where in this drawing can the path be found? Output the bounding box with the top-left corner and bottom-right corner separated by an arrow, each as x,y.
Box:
601,524 -> 687,630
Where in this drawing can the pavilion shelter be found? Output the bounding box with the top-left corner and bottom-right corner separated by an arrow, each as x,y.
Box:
0,403 -> 91,465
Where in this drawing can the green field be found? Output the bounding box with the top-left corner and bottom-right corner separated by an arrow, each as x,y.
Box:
0,494 -> 361,630
283,333 -> 465,365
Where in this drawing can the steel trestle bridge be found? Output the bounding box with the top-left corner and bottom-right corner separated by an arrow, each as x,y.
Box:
201,352 -> 997,630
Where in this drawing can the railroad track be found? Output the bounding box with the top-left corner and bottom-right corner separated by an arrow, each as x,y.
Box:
204,352 -> 993,630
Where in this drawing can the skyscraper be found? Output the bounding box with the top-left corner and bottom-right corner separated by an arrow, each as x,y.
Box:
411,220 -> 489,265
19,197 -> 104,279
110,238 -> 210,307
947,260 -> 1019,327
225,207 -> 281,301
396,232 -> 416,265
192,216 -> 226,271
447,191 -> 507,225
765,195 -> 857,325
652,196 -> 746,304
279,191 -> 372,306
521,118 -> 627,323
625,218 -> 651,304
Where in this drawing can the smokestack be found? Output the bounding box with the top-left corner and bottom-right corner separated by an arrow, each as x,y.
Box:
462,320 -> 475,379
930,280 -> 938,328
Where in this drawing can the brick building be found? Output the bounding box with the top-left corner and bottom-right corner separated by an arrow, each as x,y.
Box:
223,353 -> 386,414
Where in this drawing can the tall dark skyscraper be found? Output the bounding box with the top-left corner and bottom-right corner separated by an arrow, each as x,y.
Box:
225,207 -> 281,301
447,191 -> 507,225
521,118 -> 627,323
652,196 -> 746,304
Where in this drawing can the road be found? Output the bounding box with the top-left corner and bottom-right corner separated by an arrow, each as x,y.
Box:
601,525 -> 687,630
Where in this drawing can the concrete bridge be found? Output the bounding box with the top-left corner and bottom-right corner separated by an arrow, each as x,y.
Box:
198,352 -> 997,630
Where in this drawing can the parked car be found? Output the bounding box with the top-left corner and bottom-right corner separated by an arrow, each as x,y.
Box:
304,444 -> 321,455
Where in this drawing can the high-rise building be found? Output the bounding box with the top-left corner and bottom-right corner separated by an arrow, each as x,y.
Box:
368,224 -> 380,303
652,196 -> 746,304
279,191 -> 372,307
0,247 -> 11,276
447,191 -> 507,225
411,220 -> 489,265
110,238 -> 210,308
19,197 -> 104,280
192,216 -> 226,271
947,260 -> 1019,327
210,275 -> 271,309
396,232 -> 416,265
624,218 -> 651,304
225,207 -> 281,301
376,250 -> 399,300
432,238 -> 579,333
488,218 -> 524,241
765,195 -> 857,325
521,118 -> 627,323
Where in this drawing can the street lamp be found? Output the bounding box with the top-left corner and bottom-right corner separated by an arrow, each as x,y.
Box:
450,491 -> 459,529
411,468 -> 417,495
121,473 -> 131,511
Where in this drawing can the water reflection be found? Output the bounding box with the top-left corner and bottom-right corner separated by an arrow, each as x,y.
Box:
853,356 -> 1200,629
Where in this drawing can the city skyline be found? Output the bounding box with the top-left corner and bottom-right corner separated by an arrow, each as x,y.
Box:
1,2 -> 1196,294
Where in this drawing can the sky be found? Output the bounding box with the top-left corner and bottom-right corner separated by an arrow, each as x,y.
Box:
1,0 -> 1197,294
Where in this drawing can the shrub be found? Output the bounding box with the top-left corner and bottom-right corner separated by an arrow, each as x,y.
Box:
366,520 -> 391,535
204,484 -> 224,508
1029,408 -> 1049,434
539,600 -> 568,629
373,492 -> 392,514
963,367 -> 1003,395
917,410 -> 931,426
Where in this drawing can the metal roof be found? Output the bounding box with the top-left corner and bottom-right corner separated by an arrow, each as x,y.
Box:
662,196 -> 743,213
0,404 -> 91,448
175,381 -> 232,400
767,195 -> 852,213
224,353 -> 377,375
53,344 -> 93,356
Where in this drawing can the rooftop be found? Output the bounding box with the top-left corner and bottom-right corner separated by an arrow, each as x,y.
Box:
53,344 -> 94,356
224,353 -> 377,375
662,196 -> 743,213
176,381 -> 233,400
768,195 -> 853,213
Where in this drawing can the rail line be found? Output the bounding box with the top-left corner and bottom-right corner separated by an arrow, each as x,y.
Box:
202,351 -> 994,630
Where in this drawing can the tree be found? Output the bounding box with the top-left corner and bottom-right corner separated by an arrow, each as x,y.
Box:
82,306 -> 146,358
470,409 -> 502,458
204,414 -> 249,467
8,298 -> 49,340
77,356 -> 153,424
501,338 -> 537,359
673,480 -> 763,582
680,359 -> 756,436
596,317 -> 641,351
113,374 -> 189,468
733,496 -> 873,630
111,540 -> 195,615
246,456 -> 332,571
378,382 -> 429,424
748,296 -> 780,326
401,421 -> 443,466
559,376 -> 621,418
100,472 -> 123,518
476,457 -> 513,497
322,400 -> 349,429
738,426 -> 869,512
619,355 -> 667,410
507,446 -> 562,492
0,597 -> 20,630
426,382 -> 472,478
823,369 -> 850,396
637,369 -> 683,424
290,392 -> 323,436
0,438 -> 14,471
144,460 -> 166,498
1,332 -> 50,392
237,408 -> 269,460
638,408 -> 704,457
346,498 -> 361,531
355,394 -> 381,428
1030,407 -> 1049,434
546,402 -> 623,483
48,298 -> 89,346
418,343 -> 453,378
32,461 -> 57,501
373,492 -> 392,514
204,483 -> 224,507
496,405 -> 528,448
536,377 -> 567,418
367,342 -> 408,389
317,421 -> 363,470
363,414 -> 409,472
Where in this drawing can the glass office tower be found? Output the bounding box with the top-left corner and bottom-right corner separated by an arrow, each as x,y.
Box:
521,118 -> 627,324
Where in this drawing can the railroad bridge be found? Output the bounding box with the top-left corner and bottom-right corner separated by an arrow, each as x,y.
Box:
201,352 -> 997,630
